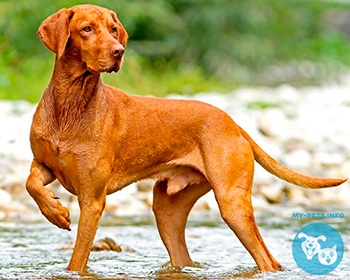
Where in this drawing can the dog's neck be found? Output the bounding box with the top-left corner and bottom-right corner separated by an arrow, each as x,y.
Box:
46,55 -> 103,131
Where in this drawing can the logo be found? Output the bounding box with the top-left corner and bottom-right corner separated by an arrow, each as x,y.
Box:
292,223 -> 344,275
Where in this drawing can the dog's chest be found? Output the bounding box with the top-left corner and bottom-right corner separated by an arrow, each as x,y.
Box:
32,124 -> 108,188
33,134 -> 74,177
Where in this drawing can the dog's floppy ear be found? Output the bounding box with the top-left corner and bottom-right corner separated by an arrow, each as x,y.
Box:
316,235 -> 326,242
38,8 -> 74,59
110,11 -> 128,47
298,232 -> 308,239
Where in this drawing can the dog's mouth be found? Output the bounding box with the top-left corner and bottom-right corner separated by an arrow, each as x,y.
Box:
306,247 -> 316,256
106,63 -> 121,73
83,52 -> 124,74
86,61 -> 122,74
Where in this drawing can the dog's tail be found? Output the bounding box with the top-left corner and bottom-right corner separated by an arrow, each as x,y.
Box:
239,127 -> 347,188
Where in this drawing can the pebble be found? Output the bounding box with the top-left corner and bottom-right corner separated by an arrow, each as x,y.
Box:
1,81 -> 350,219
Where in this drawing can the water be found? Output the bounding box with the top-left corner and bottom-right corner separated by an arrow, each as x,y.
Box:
0,209 -> 349,279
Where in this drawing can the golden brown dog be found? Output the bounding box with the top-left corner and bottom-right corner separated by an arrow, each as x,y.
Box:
26,4 -> 346,272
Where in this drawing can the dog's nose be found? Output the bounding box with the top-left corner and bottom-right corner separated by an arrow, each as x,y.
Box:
110,44 -> 125,58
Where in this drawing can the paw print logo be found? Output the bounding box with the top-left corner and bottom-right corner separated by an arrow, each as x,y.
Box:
292,223 -> 344,275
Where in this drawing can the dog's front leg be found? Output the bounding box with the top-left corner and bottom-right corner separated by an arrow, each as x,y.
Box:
26,159 -> 71,230
67,191 -> 106,271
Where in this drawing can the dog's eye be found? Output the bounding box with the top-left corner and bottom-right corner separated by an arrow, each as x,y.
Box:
82,26 -> 92,33
111,27 -> 118,34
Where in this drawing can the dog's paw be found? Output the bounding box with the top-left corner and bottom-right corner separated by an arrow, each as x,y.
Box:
38,189 -> 71,231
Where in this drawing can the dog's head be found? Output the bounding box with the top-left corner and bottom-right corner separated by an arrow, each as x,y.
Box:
38,4 -> 128,73
298,232 -> 326,249
298,232 -> 326,260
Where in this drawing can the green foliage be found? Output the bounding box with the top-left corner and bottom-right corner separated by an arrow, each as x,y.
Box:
246,101 -> 281,111
1,0 -> 350,102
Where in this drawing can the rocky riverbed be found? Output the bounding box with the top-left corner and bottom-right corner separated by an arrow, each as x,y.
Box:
1,82 -> 350,221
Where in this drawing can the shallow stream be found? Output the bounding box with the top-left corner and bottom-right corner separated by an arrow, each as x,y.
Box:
0,207 -> 349,279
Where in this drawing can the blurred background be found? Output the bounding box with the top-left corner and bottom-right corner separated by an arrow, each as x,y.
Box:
2,0 -> 350,101
1,1 -> 350,278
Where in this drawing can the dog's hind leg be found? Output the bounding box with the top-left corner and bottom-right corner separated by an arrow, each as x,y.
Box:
153,180 -> 211,267
208,138 -> 281,272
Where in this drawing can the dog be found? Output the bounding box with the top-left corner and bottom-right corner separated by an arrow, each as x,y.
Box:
26,4 -> 346,272
298,232 -> 326,260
